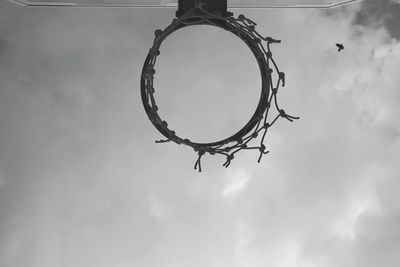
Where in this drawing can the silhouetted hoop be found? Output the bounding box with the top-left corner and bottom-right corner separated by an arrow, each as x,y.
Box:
141,6 -> 298,172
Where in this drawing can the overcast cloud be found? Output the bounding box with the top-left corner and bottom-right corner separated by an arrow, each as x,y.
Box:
0,0 -> 400,267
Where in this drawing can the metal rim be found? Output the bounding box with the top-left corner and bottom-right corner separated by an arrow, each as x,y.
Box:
141,20 -> 269,147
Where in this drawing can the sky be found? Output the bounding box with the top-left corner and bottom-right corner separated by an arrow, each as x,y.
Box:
0,0 -> 400,267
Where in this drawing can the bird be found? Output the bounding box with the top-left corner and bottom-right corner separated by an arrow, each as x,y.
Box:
336,43 -> 344,52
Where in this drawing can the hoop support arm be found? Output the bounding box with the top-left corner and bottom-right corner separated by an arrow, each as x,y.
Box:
176,0 -> 229,18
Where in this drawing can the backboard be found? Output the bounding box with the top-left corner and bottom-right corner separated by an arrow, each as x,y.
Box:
7,0 -> 363,8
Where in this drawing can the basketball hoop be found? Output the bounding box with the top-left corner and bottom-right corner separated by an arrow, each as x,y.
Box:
141,0 -> 299,172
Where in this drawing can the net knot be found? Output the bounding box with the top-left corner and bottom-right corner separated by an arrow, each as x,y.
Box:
279,110 -> 299,122
147,86 -> 155,94
264,37 -> 281,44
155,29 -> 162,37
279,72 -> 285,87
149,48 -> 160,56
223,154 -> 234,168
259,144 -> 266,153
155,139 -> 171,144
144,68 -> 155,78
194,150 -> 206,172
257,145 -> 269,162
224,147 -> 231,153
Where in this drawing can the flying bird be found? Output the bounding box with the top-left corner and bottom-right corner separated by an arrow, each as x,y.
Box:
336,43 -> 344,52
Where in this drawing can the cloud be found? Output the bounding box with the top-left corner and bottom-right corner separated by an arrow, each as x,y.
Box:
0,2 -> 400,267
222,167 -> 251,197
0,172 -> 4,188
353,0 -> 400,39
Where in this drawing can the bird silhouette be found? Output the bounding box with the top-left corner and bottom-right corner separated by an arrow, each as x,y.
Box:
336,43 -> 344,52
